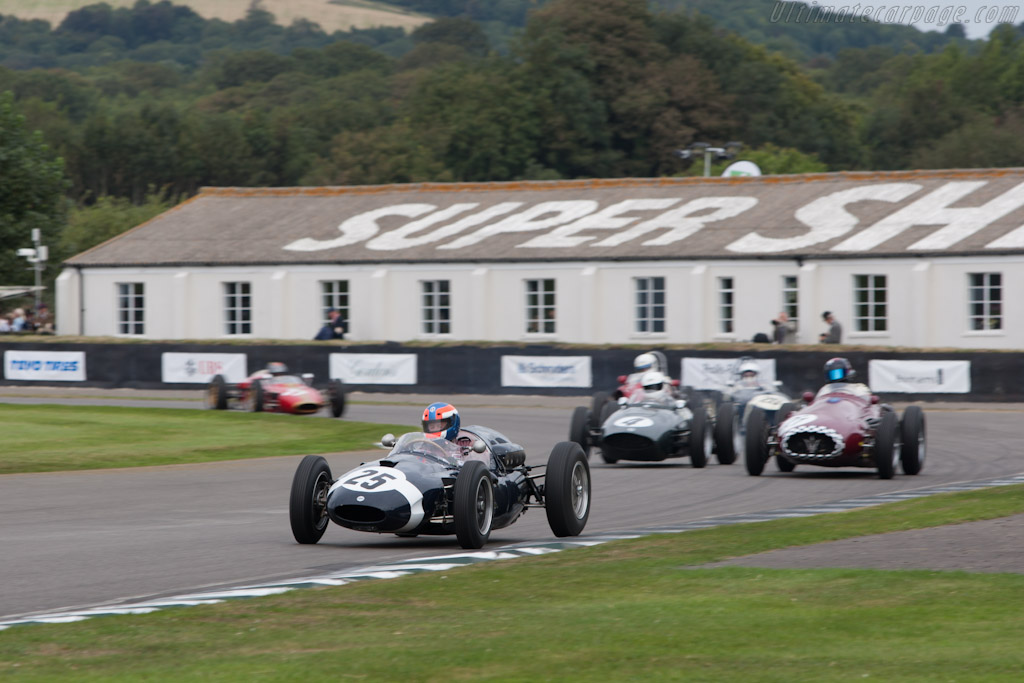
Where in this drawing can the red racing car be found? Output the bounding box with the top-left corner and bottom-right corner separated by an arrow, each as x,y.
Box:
205,362 -> 347,417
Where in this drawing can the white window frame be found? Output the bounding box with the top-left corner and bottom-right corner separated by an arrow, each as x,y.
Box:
635,276 -> 665,334
224,281 -> 252,335
320,280 -> 349,326
968,272 -> 1002,331
117,282 -> 144,336
421,280 -> 451,335
525,279 -> 556,334
782,275 -> 798,327
853,274 -> 887,332
718,277 -> 734,334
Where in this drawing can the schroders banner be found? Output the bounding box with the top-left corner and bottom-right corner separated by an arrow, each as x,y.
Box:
868,360 -> 971,393
4,350 -> 86,381
681,357 -> 777,391
330,353 -> 417,385
501,355 -> 592,388
161,353 -> 248,383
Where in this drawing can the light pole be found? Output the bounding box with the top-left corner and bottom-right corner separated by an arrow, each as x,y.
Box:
16,228 -> 48,312
674,141 -> 744,177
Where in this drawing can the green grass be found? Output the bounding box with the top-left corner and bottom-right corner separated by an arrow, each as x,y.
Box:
2,484 -> 1024,680
0,404 -> 409,474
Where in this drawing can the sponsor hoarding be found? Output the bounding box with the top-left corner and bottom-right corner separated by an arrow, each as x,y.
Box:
161,353 -> 248,383
330,353 -> 417,385
4,350 -> 86,381
868,359 -> 970,393
681,357 -> 777,391
501,355 -> 592,388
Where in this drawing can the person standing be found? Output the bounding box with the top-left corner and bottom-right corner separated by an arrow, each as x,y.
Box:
771,311 -> 797,344
819,311 -> 842,344
314,308 -> 346,340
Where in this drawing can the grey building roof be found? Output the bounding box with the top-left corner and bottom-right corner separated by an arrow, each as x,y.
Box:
65,168 -> 1024,267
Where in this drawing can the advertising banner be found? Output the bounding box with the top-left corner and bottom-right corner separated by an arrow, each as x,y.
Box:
330,353 -> 418,385
681,357 -> 776,391
868,359 -> 971,393
4,350 -> 86,382
161,353 -> 248,384
501,355 -> 592,388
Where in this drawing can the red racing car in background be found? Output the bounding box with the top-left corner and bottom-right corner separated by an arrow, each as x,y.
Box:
205,362 -> 347,417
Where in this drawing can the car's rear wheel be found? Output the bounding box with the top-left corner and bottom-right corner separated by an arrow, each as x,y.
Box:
713,401 -> 737,465
328,379 -> 347,418
569,406 -> 590,456
454,460 -> 494,549
289,455 -> 332,544
598,401 -> 619,464
745,407 -> 769,476
899,405 -> 926,475
590,392 -> 611,430
687,406 -> 710,468
206,374 -> 228,410
874,410 -> 900,479
545,442 -> 591,537
247,381 -> 264,412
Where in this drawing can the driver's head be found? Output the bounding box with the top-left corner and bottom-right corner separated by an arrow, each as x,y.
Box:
422,402 -> 460,440
266,362 -> 288,376
633,352 -> 658,374
824,357 -> 854,383
640,371 -> 668,400
737,358 -> 760,386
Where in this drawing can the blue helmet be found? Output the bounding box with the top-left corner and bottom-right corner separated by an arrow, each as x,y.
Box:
824,357 -> 854,383
422,402 -> 460,440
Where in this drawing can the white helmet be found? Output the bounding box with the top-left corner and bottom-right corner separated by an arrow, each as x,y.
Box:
640,370 -> 668,400
737,359 -> 760,378
634,353 -> 658,373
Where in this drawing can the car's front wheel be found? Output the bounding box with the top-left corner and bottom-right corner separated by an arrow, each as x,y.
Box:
289,455 -> 332,544
454,460 -> 494,549
545,441 -> 591,537
745,407 -> 769,476
687,407 -> 710,468
713,401 -> 737,465
206,374 -> 228,410
900,406 -> 926,475
569,406 -> 590,457
247,381 -> 264,412
874,410 -> 900,479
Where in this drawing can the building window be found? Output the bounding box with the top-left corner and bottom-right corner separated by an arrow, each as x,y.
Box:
525,279 -> 556,334
853,274 -> 887,332
718,277 -> 734,334
635,277 -> 665,333
782,275 -> 798,325
421,280 -> 450,334
968,272 -> 1002,330
117,283 -> 144,335
224,282 -> 251,335
320,280 -> 349,324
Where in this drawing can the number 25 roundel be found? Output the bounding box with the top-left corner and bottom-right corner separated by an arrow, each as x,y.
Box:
341,467 -> 404,492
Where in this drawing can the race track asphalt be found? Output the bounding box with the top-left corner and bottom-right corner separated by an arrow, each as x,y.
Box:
1,388 -> 1022,621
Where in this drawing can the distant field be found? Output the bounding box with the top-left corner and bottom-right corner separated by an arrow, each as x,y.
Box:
0,0 -> 431,32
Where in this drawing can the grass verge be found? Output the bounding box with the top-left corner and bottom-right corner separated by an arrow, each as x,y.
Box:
0,404 -> 409,474
2,484 -> 1023,680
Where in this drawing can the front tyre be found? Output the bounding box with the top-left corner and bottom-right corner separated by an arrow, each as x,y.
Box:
713,401 -> 737,465
874,410 -> 900,479
590,392 -> 611,430
328,379 -> 347,418
289,455 -> 332,544
545,442 -> 591,537
206,374 -> 228,410
247,380 -> 264,412
687,407 -> 710,468
454,460 -> 494,549
569,406 -> 590,456
900,406 -> 926,475
745,407 -> 769,476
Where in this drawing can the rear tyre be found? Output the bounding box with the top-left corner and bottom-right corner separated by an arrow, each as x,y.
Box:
899,406 -> 926,475
590,392 -> 611,430
569,406 -> 590,456
713,401 -> 737,465
545,442 -> 591,537
687,407 -> 710,468
247,380 -> 264,412
206,374 -> 228,410
328,379 -> 347,418
874,410 -> 900,480
454,461 -> 494,549
289,455 -> 332,544
745,407 -> 769,476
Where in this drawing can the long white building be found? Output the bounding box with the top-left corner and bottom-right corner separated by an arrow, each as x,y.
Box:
57,169 -> 1024,348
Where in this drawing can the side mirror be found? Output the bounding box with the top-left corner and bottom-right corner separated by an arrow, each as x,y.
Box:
302,373 -> 314,385
617,396 -> 628,405
617,375 -> 628,384
802,391 -> 815,403
472,440 -> 486,453
671,379 -> 680,386
675,400 -> 686,409
773,380 -> 782,388
381,434 -> 396,448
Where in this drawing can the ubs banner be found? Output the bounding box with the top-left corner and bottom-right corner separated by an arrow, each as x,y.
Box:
4,350 -> 87,381
330,353 -> 418,385
681,357 -> 777,391
501,355 -> 592,388
161,353 -> 248,383
868,359 -> 971,393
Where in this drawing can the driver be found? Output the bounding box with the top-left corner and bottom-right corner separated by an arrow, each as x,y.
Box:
422,402 -> 477,456
638,370 -> 672,403
627,352 -> 662,386
736,358 -> 762,388
266,361 -> 288,376
819,357 -> 872,398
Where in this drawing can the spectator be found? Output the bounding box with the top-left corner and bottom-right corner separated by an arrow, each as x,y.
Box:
771,311 -> 797,344
10,308 -> 25,332
34,303 -> 54,334
819,311 -> 842,344
0,312 -> 10,333
314,308 -> 346,340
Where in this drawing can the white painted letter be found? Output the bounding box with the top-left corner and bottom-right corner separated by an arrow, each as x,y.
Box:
594,197 -> 758,247
438,201 -> 598,250
728,184 -> 920,254
367,203 -> 522,250
284,204 -> 436,252
517,199 -> 681,248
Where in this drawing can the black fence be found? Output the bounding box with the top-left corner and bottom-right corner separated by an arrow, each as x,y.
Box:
1,340 -> 1021,402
